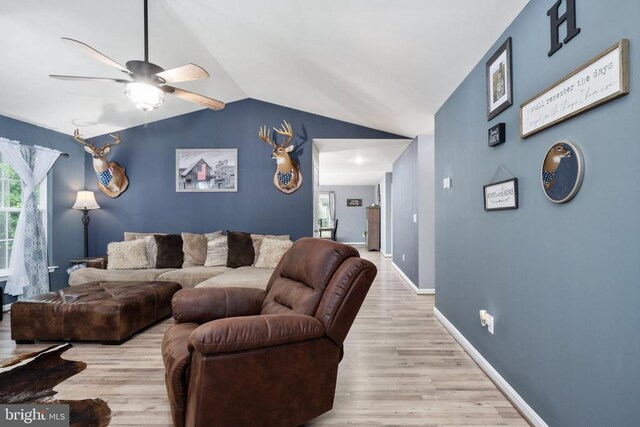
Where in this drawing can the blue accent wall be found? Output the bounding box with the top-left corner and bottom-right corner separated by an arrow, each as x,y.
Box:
86,99 -> 401,254
392,140 -> 418,284
435,0 -> 640,425
0,114 -> 85,302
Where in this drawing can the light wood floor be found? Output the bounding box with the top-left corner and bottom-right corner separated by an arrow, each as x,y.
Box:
0,248 -> 526,426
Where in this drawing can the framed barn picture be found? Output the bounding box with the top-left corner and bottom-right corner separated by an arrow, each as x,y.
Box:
176,148 -> 237,192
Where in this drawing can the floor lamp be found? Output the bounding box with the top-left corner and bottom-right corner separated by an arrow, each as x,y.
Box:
72,191 -> 100,257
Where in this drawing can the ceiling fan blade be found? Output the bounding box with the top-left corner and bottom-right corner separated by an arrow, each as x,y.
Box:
156,63 -> 209,83
163,86 -> 225,110
49,74 -> 130,83
62,37 -> 131,75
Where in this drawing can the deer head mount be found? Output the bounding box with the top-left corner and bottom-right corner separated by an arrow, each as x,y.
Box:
258,120 -> 303,194
74,129 -> 129,198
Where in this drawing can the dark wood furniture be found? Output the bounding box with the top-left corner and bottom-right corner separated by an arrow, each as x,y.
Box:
366,205 -> 381,251
11,280 -> 181,344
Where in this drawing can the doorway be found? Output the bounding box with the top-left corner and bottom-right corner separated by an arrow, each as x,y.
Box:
312,138 -> 411,247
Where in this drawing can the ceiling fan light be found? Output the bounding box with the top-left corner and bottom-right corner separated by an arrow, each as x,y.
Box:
124,82 -> 165,111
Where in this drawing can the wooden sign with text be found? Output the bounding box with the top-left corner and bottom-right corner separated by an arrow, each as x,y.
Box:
520,39 -> 629,138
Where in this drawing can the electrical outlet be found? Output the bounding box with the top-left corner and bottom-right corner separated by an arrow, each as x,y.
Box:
486,313 -> 494,334
413,213 -> 417,223
402,254 -> 405,262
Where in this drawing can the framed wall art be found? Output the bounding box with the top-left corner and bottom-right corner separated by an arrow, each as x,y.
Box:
347,199 -> 362,207
521,39 -> 629,138
486,37 -> 513,120
483,178 -> 518,211
176,148 -> 237,192
541,141 -> 584,203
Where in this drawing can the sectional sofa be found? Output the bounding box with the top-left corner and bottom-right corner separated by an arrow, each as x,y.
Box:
69,264 -> 274,289
68,231 -> 289,290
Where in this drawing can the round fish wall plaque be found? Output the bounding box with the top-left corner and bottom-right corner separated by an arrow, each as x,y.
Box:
541,141 -> 584,203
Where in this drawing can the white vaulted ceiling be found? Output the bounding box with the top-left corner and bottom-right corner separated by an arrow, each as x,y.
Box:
0,1 -> 528,137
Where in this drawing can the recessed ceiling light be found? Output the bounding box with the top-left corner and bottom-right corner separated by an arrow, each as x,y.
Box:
354,156 -> 364,165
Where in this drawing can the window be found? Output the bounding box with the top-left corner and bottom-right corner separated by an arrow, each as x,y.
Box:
318,192 -> 332,226
318,193 -> 331,226
318,191 -> 335,238
0,152 -> 47,275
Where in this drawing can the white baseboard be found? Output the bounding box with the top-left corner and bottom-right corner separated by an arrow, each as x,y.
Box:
381,251 -> 392,258
391,262 -> 434,295
433,307 -> 548,427
341,241 -> 365,245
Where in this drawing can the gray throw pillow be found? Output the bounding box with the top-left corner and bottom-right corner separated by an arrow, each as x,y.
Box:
204,236 -> 228,267
140,236 -> 158,268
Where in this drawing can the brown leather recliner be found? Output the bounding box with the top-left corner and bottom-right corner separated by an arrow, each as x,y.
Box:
162,237 -> 377,427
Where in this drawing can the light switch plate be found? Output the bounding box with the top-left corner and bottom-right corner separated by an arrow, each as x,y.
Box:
486,313 -> 494,334
443,177 -> 451,189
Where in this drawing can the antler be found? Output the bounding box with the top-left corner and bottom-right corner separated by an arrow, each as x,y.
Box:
73,129 -> 97,150
273,121 -> 293,147
102,133 -> 121,150
258,125 -> 276,148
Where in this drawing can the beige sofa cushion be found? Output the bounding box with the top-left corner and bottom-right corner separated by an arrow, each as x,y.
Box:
204,236 -> 227,267
254,238 -> 293,268
250,234 -> 290,265
196,266 -> 274,290
143,236 -> 159,267
124,232 -> 166,241
69,267 -> 175,287
157,266 -> 230,288
107,240 -> 149,270
182,231 -> 223,268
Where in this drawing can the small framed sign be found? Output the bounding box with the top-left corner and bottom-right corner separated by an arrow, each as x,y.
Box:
347,199 -> 362,207
488,123 -> 506,147
483,178 -> 518,211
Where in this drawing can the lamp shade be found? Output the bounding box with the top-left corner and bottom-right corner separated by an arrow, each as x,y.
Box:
72,191 -> 100,210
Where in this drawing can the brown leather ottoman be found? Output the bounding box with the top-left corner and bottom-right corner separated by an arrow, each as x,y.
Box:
11,281 -> 181,344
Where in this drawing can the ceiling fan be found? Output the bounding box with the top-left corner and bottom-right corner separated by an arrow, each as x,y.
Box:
50,0 -> 224,112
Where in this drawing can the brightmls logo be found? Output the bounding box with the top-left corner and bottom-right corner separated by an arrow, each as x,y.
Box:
0,405 -> 69,426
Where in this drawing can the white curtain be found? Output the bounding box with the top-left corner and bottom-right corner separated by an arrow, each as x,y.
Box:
328,191 -> 336,226
0,139 -> 60,297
